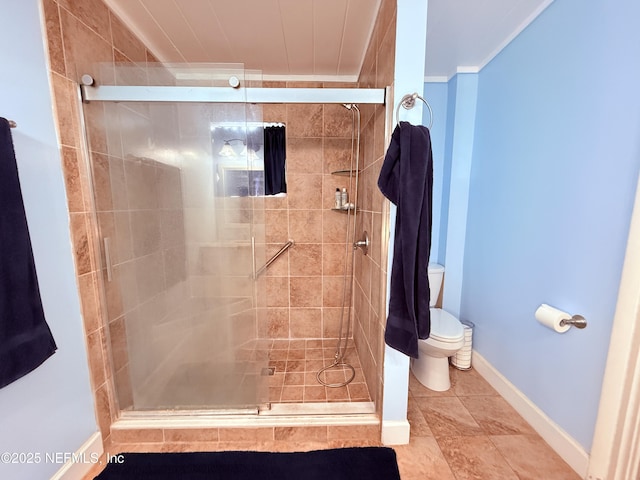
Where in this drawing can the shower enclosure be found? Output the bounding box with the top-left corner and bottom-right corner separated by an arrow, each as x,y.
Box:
80,63 -> 385,415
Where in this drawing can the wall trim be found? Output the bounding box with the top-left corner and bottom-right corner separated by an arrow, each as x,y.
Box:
472,351 -> 589,478
424,76 -> 449,83
456,66 -> 480,74
261,74 -> 359,83
381,419 -> 411,445
50,432 -> 103,480
587,170 -> 640,480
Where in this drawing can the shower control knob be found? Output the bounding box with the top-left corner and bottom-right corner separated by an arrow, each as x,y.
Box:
354,231 -> 370,255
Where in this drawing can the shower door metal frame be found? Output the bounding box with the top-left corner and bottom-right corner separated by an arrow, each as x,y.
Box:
80,84 -> 386,105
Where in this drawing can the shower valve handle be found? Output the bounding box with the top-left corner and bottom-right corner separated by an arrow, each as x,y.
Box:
353,231 -> 370,255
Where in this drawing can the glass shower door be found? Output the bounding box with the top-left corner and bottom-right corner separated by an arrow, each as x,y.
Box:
85,64 -> 268,412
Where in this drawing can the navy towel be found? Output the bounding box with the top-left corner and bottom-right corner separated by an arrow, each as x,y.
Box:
0,117 -> 56,389
378,121 -> 433,358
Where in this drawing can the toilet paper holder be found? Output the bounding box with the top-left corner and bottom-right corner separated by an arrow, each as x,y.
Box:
559,315 -> 588,329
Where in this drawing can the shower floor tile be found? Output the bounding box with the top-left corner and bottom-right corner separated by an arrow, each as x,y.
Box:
265,339 -> 371,404
120,338 -> 371,411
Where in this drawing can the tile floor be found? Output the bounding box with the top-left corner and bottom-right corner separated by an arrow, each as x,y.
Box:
85,363 -> 581,479
266,338 -> 372,404
393,366 -> 581,479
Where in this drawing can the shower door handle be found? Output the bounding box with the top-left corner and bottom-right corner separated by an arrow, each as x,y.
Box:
103,237 -> 113,282
251,236 -> 257,280
253,239 -> 294,279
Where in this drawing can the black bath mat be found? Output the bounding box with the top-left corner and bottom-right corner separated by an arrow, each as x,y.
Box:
94,447 -> 400,479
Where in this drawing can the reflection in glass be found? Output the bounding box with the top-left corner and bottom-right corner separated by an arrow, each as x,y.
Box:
212,123 -> 286,197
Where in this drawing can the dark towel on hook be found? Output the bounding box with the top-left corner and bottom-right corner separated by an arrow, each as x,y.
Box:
0,117 -> 56,389
378,121 -> 433,358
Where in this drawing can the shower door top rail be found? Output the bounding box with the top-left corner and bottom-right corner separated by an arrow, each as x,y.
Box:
81,84 -> 386,105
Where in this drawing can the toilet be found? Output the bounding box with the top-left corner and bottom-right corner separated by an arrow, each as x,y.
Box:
410,263 -> 465,391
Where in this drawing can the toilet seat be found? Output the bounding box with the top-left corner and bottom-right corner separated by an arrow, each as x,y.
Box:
428,308 -> 464,343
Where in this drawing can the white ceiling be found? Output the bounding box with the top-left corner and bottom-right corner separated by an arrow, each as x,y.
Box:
425,0 -> 553,79
104,0 -> 553,81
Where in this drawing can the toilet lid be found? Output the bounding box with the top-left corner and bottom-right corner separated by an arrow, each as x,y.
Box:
429,308 -> 464,342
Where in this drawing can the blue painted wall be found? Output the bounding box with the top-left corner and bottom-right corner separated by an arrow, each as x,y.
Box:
441,74 -> 478,317
423,82 -> 448,264
382,0 -> 430,441
0,2 -> 98,478
457,0 -> 640,451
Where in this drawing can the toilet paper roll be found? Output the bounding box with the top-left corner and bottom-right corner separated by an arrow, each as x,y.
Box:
535,304 -> 571,333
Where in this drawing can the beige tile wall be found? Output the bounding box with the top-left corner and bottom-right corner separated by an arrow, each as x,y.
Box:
42,0 -> 164,443
353,0 -> 397,412
259,83 -> 359,342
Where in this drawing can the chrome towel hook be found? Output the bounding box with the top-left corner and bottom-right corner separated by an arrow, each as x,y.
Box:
560,315 -> 588,329
395,92 -> 433,129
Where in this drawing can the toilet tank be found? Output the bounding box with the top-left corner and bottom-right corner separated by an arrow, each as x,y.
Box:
427,263 -> 445,307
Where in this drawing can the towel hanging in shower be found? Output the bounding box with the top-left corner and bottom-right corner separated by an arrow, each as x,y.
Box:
0,117 -> 57,389
378,121 -> 433,359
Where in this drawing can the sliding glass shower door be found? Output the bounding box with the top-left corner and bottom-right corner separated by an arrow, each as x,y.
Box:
84,64 -> 268,412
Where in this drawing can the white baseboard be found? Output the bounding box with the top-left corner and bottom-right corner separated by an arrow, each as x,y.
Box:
472,351 -> 589,478
381,419 -> 411,445
50,432 -> 103,480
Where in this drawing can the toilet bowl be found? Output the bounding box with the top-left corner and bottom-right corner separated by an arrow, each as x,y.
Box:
410,264 -> 465,391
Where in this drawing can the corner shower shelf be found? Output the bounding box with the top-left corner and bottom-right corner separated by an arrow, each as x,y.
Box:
330,169 -> 361,177
331,204 -> 356,213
